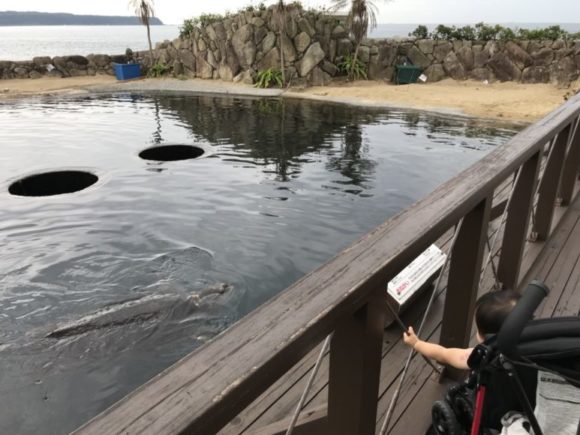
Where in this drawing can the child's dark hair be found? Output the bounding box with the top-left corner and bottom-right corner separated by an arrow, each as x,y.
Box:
475,289 -> 521,335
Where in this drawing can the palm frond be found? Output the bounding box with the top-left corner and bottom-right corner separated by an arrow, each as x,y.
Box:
330,0 -> 350,14
129,0 -> 155,25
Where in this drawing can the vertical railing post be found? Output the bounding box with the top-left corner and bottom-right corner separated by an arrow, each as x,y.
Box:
440,196 -> 491,380
498,152 -> 542,290
558,117 -> 580,206
328,289 -> 386,435
533,124 -> 572,240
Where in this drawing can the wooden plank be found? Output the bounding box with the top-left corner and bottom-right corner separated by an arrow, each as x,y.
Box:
534,124 -> 572,240
219,343 -> 328,434
559,117 -> 580,206
385,375 -> 455,435
247,405 -> 327,435
440,197 -> 491,380
327,289 -> 387,435
498,151 -> 542,289
531,200 -> 580,317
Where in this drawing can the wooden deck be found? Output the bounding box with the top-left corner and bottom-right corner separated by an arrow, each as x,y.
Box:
220,193 -> 580,435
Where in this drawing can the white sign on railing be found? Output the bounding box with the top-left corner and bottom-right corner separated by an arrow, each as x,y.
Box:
387,244 -> 446,306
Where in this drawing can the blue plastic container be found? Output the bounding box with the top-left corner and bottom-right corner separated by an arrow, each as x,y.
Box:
113,63 -> 141,81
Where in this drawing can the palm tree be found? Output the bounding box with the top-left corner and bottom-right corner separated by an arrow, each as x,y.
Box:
130,0 -> 155,63
332,0 -> 383,79
272,0 -> 287,85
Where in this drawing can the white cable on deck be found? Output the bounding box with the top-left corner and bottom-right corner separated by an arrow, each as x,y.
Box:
379,219 -> 463,435
285,334 -> 331,435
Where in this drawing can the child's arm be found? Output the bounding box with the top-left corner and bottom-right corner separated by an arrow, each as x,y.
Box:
403,327 -> 472,370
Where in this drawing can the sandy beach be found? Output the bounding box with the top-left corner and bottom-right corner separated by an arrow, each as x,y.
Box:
1,75 -> 579,123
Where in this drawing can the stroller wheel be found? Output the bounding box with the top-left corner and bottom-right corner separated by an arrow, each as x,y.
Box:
431,400 -> 461,435
452,394 -> 474,428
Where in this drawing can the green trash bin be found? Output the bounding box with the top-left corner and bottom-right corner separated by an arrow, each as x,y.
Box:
395,65 -> 422,84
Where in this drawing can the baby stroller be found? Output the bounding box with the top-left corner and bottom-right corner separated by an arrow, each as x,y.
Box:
430,280 -> 580,435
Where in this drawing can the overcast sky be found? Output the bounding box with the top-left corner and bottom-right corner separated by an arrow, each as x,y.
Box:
2,0 -> 580,25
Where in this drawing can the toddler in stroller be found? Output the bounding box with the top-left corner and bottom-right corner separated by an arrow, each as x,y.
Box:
404,281 -> 580,434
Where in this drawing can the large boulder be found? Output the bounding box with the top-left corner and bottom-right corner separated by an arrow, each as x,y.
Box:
298,17 -> 315,36
407,45 -> 430,68
232,24 -> 256,68
206,50 -> 218,69
214,22 -> 227,40
206,25 -> 218,42
456,46 -> 474,71
294,32 -> 311,54
254,26 -> 268,46
433,41 -> 452,63
279,33 -> 297,64
180,50 -> 196,72
473,46 -> 490,69
218,61 -> 237,81
52,56 -> 71,76
195,55 -> 214,79
251,17 -> 265,27
378,42 -> 397,68
172,60 -> 184,76
551,57 -> 578,85
337,39 -> 354,57
298,42 -> 325,77
504,41 -> 532,70
443,51 -> 467,80
32,56 -> 52,67
532,47 -> 554,66
233,69 -> 254,84
261,32 -> 277,53
522,66 -> 550,83
470,68 -> 494,82
309,67 -> 332,86
417,39 -> 435,55
257,47 -> 280,71
332,24 -> 348,39
423,63 -> 446,82
358,46 -> 371,63
488,52 -> 521,81
321,60 -> 339,77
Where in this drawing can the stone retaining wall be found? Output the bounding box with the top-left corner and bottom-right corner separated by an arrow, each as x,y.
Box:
2,6 -> 579,85
0,54 -> 130,80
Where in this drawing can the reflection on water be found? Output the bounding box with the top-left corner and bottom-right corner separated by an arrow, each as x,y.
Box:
0,93 -> 519,434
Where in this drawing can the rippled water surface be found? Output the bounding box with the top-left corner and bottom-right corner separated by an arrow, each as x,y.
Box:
0,94 -> 518,434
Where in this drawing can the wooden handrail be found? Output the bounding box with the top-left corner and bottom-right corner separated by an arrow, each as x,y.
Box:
75,92 -> 580,435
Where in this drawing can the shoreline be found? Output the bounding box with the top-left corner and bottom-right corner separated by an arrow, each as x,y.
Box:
1,75 -> 579,123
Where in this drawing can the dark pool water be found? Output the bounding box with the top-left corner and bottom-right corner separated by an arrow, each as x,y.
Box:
0,93 -> 518,434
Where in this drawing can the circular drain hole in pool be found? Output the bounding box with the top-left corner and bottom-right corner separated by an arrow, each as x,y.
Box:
9,171 -> 99,197
139,145 -> 205,162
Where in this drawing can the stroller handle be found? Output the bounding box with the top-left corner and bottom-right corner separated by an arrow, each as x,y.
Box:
497,280 -> 549,358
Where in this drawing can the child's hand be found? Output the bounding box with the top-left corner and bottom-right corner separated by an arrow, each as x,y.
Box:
403,326 -> 419,348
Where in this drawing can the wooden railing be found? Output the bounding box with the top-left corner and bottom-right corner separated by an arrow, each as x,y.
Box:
75,92 -> 580,435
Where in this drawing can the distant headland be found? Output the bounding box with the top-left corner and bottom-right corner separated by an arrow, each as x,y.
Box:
0,11 -> 164,26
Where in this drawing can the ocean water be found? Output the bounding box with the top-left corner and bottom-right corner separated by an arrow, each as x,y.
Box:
0,25 -> 180,61
1,23 -> 579,61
